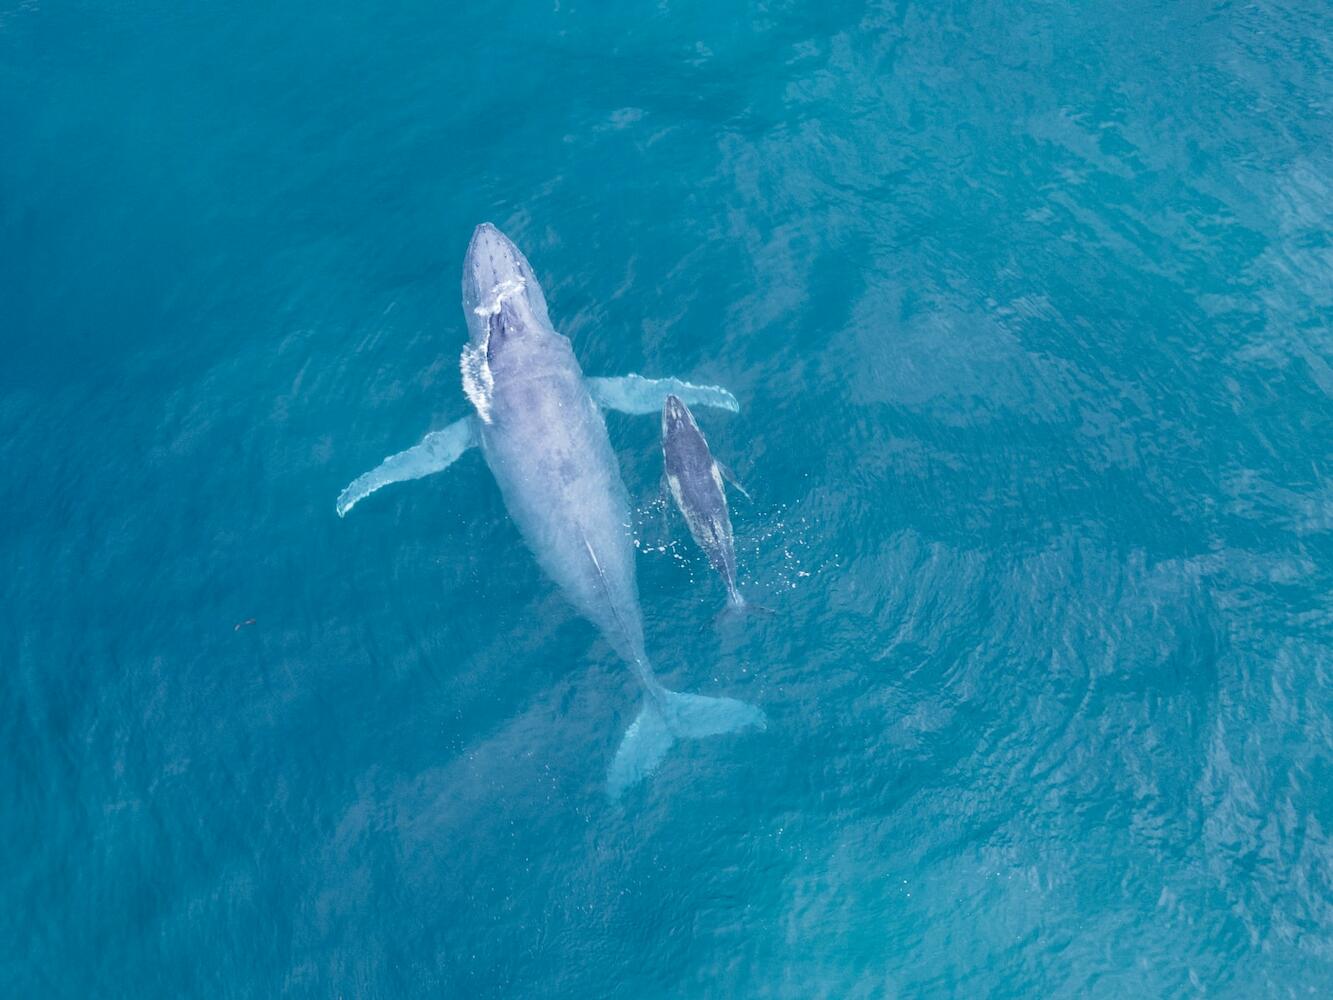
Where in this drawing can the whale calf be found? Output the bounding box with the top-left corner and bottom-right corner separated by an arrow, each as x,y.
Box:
661,394 -> 752,611
338,224 -> 763,794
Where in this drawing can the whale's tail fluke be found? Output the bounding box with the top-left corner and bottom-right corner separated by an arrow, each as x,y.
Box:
607,688 -> 765,797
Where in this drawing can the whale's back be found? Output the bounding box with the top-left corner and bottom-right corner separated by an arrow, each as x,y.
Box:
481,356 -> 645,666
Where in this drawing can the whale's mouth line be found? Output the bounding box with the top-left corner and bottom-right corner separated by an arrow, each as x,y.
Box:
473,277 -> 526,318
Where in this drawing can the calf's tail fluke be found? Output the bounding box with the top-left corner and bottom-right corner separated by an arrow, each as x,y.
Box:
607,687 -> 765,797
717,587 -> 775,621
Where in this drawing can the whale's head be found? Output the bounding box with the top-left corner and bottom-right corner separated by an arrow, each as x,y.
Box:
458,223 -> 559,421
461,223 -> 553,349
661,393 -> 701,443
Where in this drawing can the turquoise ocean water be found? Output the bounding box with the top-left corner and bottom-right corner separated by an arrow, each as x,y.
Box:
4,1 -> 1332,995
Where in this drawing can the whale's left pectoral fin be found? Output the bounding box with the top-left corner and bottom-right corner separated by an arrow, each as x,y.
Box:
588,374 -> 740,415
336,416 -> 477,517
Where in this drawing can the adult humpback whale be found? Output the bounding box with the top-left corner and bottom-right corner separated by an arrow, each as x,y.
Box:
337,223 -> 764,794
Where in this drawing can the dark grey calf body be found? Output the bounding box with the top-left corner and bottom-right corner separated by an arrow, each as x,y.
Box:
661,395 -> 745,609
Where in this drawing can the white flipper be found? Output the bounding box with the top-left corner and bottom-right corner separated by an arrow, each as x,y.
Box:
336,417 -> 477,517
588,374 -> 740,415
717,460 -> 751,500
607,688 -> 765,797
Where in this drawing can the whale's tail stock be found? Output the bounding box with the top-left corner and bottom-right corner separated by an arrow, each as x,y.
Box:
607,686 -> 765,797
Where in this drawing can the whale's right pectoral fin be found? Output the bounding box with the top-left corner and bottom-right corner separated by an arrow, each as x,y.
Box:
336,416 -> 477,517
588,375 -> 740,415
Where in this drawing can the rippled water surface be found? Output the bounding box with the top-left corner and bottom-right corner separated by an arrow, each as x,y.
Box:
4,0 -> 1332,996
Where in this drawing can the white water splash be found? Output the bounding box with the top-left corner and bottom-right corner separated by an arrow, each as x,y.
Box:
460,341 -> 494,424
632,494 -> 827,602
472,277 -> 525,318
459,279 -> 526,424
461,278 -> 527,424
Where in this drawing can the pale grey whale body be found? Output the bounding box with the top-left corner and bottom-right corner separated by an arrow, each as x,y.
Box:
338,224 -> 763,794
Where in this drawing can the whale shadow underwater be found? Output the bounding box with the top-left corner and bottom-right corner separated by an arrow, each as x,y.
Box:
338,223 -> 765,795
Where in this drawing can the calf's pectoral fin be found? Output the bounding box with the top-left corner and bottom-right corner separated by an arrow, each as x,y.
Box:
336,416 -> 477,518
717,461 -> 751,500
587,374 -> 740,415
